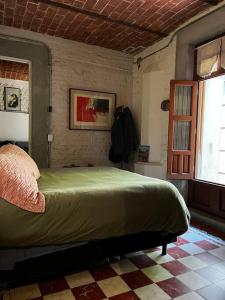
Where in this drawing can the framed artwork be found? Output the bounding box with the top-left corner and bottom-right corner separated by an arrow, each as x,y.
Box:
69,88 -> 116,131
137,145 -> 150,162
4,87 -> 21,112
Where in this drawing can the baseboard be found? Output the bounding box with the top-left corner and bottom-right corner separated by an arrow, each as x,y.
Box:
190,208 -> 225,234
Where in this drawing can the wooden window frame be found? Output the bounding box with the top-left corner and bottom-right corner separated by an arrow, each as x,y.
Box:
167,80 -> 198,180
194,80 -> 205,179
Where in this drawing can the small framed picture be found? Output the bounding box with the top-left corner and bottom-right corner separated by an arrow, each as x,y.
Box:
69,88 -> 116,131
4,87 -> 21,112
137,145 -> 150,162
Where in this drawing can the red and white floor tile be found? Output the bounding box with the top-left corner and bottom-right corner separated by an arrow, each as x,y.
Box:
1,227 -> 225,300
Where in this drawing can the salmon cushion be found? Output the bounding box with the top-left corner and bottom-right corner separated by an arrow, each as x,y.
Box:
0,153 -> 45,213
0,144 -> 40,180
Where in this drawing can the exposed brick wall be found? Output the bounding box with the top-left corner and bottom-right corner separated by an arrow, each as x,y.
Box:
0,0 -> 216,54
0,77 -> 29,113
0,60 -> 29,81
0,25 -> 133,167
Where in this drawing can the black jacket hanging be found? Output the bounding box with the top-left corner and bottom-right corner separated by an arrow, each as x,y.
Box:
109,107 -> 138,163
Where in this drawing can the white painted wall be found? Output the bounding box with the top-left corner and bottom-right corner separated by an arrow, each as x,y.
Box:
0,78 -> 29,112
132,38 -> 176,179
0,111 -> 29,141
0,77 -> 29,142
0,25 -> 133,167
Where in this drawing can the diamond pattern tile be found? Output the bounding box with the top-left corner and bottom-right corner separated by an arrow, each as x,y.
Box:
174,292 -> 204,300
195,252 -> 222,265
142,265 -> 173,283
66,271 -> 95,289
111,259 -> 138,275
134,283 -> 170,300
197,284 -> 225,300
168,247 -> 189,259
179,243 -> 205,255
195,240 -> 219,251
44,289 -> 74,300
177,271 -> 210,290
157,277 -> 191,298
211,261 -> 225,275
147,250 -> 174,264
39,277 -> 69,295
215,279 -> 225,291
90,265 -> 117,281
9,284 -> 41,300
109,291 -> 140,300
121,270 -> 152,289
196,265 -> 225,283
178,256 -> 207,270
97,276 -> 130,298
72,282 -> 106,300
209,247 -> 225,260
162,260 -> 190,276
175,237 -> 189,246
130,254 -> 156,269
2,226 -> 225,300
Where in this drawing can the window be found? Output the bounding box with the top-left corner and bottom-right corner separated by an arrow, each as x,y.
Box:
167,81 -> 198,179
168,33 -> 225,185
195,35 -> 225,80
196,76 -> 225,185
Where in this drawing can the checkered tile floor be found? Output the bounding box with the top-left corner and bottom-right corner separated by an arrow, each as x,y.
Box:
1,227 -> 225,300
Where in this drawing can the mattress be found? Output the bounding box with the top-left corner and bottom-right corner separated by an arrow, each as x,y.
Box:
0,167 -> 190,247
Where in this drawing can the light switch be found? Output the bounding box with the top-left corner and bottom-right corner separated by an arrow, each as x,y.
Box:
48,134 -> 54,142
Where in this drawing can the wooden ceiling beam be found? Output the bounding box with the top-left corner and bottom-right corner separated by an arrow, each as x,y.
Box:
35,0 -> 167,37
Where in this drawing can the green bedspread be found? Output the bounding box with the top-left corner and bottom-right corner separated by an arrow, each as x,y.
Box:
0,167 -> 190,247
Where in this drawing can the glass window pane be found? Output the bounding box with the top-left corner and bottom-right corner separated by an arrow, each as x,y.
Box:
173,121 -> 190,150
196,75 -> 225,185
174,86 -> 192,116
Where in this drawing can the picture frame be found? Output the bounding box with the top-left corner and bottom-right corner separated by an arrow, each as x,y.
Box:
137,145 -> 150,162
4,87 -> 21,112
69,88 -> 116,131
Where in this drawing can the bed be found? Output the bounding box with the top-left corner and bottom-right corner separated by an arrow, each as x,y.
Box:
0,167 -> 190,271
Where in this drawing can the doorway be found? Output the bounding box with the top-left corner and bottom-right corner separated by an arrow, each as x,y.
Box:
0,58 -> 30,153
0,35 -> 50,167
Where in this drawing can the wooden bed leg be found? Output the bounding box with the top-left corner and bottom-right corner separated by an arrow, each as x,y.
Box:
162,244 -> 167,256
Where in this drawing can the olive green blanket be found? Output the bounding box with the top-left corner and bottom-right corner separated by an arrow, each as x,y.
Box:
0,167 -> 190,247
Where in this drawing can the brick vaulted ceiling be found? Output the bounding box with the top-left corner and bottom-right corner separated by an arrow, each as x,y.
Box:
0,60 -> 29,81
0,0 -> 222,54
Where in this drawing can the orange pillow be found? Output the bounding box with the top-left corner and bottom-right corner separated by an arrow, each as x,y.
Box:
0,153 -> 45,213
0,144 -> 40,179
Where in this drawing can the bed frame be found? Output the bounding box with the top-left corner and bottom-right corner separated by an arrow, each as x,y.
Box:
0,230 -> 180,289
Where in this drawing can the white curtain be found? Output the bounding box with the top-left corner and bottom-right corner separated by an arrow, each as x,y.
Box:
197,38 -> 221,78
221,36 -> 225,69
